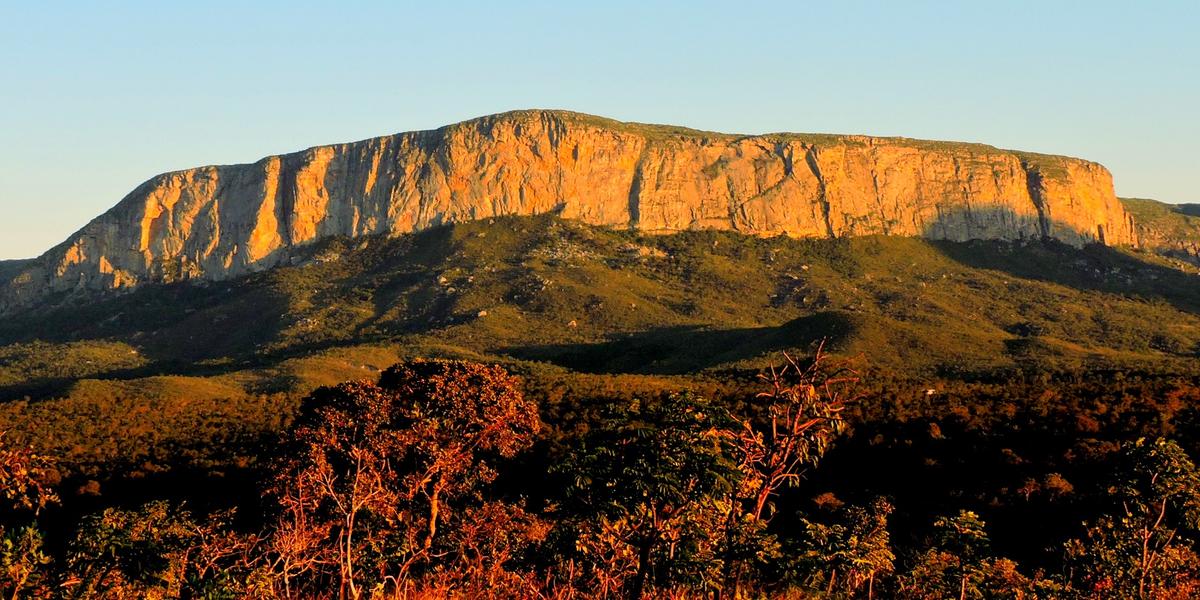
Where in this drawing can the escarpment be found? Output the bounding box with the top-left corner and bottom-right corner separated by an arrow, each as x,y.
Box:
1,110 -> 1138,311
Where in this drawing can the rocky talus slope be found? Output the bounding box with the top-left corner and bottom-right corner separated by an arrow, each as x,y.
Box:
2,110 -> 1137,311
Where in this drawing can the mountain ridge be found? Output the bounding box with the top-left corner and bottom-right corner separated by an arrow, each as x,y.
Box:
1121,197 -> 1200,265
1,109 -> 1138,312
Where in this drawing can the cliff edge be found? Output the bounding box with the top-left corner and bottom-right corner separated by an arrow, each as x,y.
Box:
1,110 -> 1137,311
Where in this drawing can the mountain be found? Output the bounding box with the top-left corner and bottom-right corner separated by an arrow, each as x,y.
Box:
1121,197 -> 1200,264
1,110 -> 1137,312
0,259 -> 32,285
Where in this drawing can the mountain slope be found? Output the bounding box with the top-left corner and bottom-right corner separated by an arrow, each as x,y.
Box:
2,215 -> 1197,402
0,259 -> 31,285
2,110 -> 1136,312
3,215 -> 1198,480
1122,197 -> 1200,264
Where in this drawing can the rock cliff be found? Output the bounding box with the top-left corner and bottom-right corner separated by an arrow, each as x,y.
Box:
1,110 -> 1138,311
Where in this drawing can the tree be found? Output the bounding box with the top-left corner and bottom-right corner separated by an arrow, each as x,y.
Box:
899,511 -> 1045,600
562,393 -> 738,599
61,501 -> 201,599
0,436 -> 58,519
439,499 -> 550,595
56,502 -> 260,599
797,498 -> 895,599
0,434 -> 59,599
730,348 -> 852,523
720,346 -> 853,595
1064,437 -> 1200,599
1,525 -> 50,600
267,359 -> 541,598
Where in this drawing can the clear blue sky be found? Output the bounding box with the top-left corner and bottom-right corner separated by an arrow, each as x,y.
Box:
1,1 -> 1196,259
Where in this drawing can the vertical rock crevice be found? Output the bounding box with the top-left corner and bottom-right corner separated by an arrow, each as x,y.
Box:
627,144 -> 650,230
803,146 -> 836,239
1021,160 -> 1052,239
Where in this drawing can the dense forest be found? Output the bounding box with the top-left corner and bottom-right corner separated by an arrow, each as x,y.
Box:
5,352 -> 1200,599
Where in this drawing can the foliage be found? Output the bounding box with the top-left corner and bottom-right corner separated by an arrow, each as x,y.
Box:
0,340 -> 147,390
898,511 -> 1047,600
8,354 -> 1200,597
796,497 -> 895,598
0,435 -> 60,599
266,359 -> 541,598
6,216 -> 1200,398
1063,437 -> 1200,599
718,346 -> 853,596
59,501 -> 258,600
0,434 -> 59,517
1,525 -> 51,599
729,346 -> 852,522
7,216 -> 1200,490
560,393 -> 738,598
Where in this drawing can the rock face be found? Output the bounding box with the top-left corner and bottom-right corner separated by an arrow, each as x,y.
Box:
2,110 -> 1137,311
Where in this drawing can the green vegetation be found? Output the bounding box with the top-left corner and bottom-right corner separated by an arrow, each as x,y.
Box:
1063,438 -> 1200,597
0,341 -> 147,389
5,215 -> 1200,384
1122,197 -> 1200,244
3,216 -> 1200,596
1122,197 -> 1200,230
4,215 -> 1200,479
5,358 -> 1200,597
474,110 -> 1081,160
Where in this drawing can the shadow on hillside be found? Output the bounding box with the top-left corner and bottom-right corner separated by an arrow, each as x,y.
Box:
1175,204 -> 1200,218
923,206 -> 1200,315
501,311 -> 854,374
0,332 -> 405,402
0,281 -> 299,401
0,227 -> 485,401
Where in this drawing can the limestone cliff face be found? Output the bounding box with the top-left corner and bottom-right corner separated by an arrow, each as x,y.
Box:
1,110 -> 1137,310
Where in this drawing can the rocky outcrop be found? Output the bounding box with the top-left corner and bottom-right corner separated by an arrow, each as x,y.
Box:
0,260 -> 32,287
1,110 -> 1138,311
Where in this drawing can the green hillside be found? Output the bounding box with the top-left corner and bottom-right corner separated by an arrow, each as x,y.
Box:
4,215 -> 1200,478
1122,197 -> 1200,239
5,214 -> 1200,389
1121,197 -> 1200,265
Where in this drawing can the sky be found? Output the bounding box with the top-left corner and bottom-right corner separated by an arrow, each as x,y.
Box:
0,1 -> 1196,259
